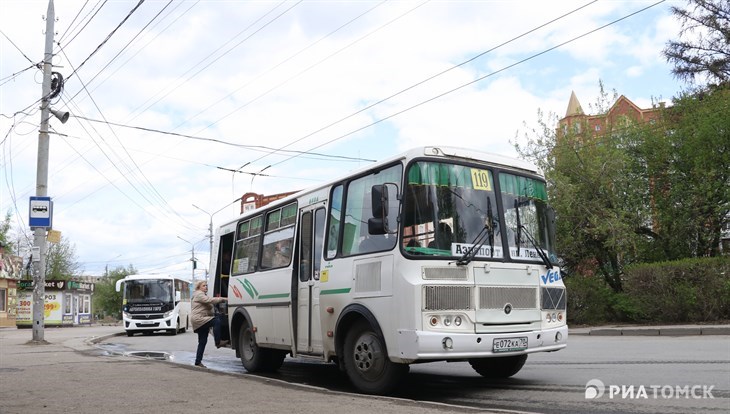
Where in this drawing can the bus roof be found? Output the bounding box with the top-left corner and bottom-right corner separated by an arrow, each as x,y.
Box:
221,146 -> 539,227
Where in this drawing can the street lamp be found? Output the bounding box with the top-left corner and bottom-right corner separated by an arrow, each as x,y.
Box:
192,198 -> 241,256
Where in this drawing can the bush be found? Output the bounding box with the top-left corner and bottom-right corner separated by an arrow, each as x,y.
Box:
564,275 -> 614,325
624,257 -> 730,323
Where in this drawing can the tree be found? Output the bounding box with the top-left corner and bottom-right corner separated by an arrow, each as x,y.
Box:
516,85 -> 648,292
45,236 -> 81,280
517,83 -> 730,292
93,264 -> 137,320
650,87 -> 730,257
663,0 -> 730,86
0,212 -> 13,254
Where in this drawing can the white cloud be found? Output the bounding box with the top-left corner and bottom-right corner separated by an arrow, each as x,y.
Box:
0,0 -> 681,277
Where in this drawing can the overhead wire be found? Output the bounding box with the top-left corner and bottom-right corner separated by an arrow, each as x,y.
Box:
265,0 -> 668,170
172,0 -> 388,133
65,0 -> 145,83
64,0 -> 175,102
57,0 -> 90,45
58,39 -> 202,230
125,0 -> 295,123
0,29 -> 35,64
200,0 -> 431,160
71,115 -> 376,163
57,0 -> 106,47
84,0 -> 200,97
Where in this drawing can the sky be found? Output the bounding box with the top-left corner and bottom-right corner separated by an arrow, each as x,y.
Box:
1,0 -> 686,280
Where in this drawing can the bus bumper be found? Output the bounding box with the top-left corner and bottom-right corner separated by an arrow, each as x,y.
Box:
394,325 -> 568,363
124,316 -> 174,332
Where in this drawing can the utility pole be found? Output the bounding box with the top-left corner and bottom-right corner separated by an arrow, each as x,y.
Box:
31,0 -> 56,343
177,236 -> 197,283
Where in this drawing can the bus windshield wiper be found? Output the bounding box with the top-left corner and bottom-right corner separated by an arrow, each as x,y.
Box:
518,224 -> 553,269
456,199 -> 495,266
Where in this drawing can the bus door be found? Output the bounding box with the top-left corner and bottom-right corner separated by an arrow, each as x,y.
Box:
296,205 -> 326,354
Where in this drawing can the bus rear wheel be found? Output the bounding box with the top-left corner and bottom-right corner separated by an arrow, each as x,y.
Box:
343,321 -> 408,395
238,322 -> 285,372
468,354 -> 527,378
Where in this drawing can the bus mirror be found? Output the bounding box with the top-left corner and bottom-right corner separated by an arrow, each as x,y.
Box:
371,184 -> 388,219
175,291 -> 181,303
369,184 -> 388,234
369,183 -> 398,234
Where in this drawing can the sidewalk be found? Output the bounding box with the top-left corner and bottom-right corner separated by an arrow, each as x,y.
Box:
0,325 -> 482,414
1,324 -> 727,414
569,324 -> 730,336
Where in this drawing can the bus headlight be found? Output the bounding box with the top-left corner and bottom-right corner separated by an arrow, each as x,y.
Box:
164,310 -> 173,318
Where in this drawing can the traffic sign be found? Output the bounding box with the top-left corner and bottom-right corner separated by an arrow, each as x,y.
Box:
29,196 -> 52,228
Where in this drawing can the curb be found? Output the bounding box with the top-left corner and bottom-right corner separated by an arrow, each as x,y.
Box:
570,326 -> 730,336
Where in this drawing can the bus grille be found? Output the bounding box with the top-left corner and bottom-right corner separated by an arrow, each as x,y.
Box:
422,267 -> 468,280
479,287 -> 536,309
541,287 -> 566,310
130,314 -> 164,319
423,286 -> 472,310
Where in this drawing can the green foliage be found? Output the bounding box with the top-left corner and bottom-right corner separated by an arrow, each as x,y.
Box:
0,211 -> 12,253
45,236 -> 80,280
93,265 -> 137,320
564,276 -> 614,325
624,257 -> 730,322
517,82 -> 730,297
662,0 -> 730,86
564,276 -> 645,325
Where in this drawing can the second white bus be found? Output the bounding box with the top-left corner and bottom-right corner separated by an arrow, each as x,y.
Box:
115,274 -> 191,337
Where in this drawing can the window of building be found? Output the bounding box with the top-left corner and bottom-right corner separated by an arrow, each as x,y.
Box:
64,293 -> 72,314
0,288 -> 6,312
82,295 -> 90,313
595,124 -> 601,132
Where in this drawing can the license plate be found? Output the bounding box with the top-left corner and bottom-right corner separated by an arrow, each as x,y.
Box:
493,336 -> 528,353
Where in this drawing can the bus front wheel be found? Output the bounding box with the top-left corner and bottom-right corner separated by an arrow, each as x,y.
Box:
238,323 -> 285,372
343,321 -> 408,395
468,354 -> 527,378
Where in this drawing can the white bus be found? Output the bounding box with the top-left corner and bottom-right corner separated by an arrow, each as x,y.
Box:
208,146 -> 567,394
115,274 -> 191,337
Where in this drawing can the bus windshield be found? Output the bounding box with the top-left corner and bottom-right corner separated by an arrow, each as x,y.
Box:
124,279 -> 174,304
402,160 -> 556,263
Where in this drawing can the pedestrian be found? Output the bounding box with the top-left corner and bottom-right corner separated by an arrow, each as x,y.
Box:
191,280 -> 228,368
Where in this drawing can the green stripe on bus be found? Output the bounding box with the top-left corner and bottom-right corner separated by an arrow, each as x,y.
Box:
320,288 -> 351,295
258,293 -> 290,299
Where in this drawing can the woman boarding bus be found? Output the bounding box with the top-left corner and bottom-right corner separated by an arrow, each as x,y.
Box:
208,147 -> 567,394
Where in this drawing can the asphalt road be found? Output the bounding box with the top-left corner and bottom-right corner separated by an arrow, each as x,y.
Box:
99,330 -> 730,414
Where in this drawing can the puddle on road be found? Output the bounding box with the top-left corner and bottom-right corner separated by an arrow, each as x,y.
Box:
94,342 -> 246,374
126,351 -> 170,360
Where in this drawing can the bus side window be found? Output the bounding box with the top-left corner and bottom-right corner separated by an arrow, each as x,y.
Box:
325,185 -> 343,259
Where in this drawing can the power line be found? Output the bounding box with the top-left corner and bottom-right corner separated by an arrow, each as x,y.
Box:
125,0 -> 296,123
57,0 -> 106,47
66,0 -> 145,82
0,29 -> 35,64
71,115 -> 376,163
266,0 -> 667,170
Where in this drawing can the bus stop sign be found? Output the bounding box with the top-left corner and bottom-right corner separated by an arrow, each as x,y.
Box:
29,196 -> 52,228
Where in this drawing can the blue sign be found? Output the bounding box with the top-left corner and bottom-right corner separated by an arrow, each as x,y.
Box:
29,196 -> 52,228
